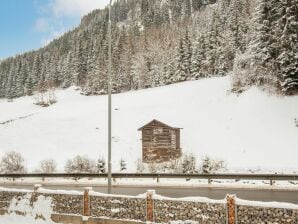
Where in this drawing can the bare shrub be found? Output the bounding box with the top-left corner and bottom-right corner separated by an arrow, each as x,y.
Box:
34,80 -> 57,107
0,151 -> 26,174
200,155 -> 226,174
64,155 -> 96,173
36,159 -> 57,173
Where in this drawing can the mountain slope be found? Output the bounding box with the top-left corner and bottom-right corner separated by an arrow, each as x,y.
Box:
1,0 -> 297,100
0,76 -> 297,172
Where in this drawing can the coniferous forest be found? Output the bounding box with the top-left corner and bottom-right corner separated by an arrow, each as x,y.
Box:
0,0 -> 297,100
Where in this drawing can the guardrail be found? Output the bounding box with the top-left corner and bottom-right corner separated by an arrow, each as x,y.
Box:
0,173 -> 297,185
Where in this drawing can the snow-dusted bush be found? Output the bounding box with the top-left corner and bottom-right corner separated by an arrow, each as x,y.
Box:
96,157 -> 106,173
64,155 -> 96,173
232,51 -> 256,92
181,153 -> 198,174
200,155 -> 226,174
136,158 -> 145,173
35,159 -> 57,173
119,158 -> 127,172
135,153 -> 197,174
34,81 -> 57,107
135,154 -> 226,174
232,50 -> 279,93
0,151 -> 26,174
148,163 -> 158,173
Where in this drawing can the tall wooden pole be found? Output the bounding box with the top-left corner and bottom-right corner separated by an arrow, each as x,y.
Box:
107,0 -> 112,194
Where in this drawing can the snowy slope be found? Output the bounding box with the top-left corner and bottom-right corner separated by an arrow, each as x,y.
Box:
0,76 -> 297,172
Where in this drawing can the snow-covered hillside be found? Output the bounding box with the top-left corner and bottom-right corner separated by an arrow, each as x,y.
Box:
0,76 -> 297,172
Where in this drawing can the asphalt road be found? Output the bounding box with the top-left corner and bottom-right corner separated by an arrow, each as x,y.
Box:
1,184 -> 298,204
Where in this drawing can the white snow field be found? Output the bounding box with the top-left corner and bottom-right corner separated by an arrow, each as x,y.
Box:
0,76 -> 298,172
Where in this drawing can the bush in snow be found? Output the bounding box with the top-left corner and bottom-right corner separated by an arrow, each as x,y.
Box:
135,154 -> 194,174
232,50 -> 279,94
96,157 -> 106,173
64,155 -> 96,173
0,151 -> 26,174
35,159 -> 57,173
120,158 -> 127,172
148,163 -> 158,173
136,158 -> 145,173
181,153 -> 198,174
200,155 -> 226,174
34,80 -> 57,107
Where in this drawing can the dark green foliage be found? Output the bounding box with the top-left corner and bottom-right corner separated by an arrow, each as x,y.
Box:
0,0 -> 297,99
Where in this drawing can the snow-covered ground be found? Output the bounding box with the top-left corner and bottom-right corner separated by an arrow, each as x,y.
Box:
0,76 -> 298,172
1,178 -> 297,189
0,194 -> 59,224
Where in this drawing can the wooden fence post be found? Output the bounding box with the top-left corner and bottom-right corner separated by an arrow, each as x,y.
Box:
226,194 -> 237,224
83,187 -> 92,217
146,190 -> 155,222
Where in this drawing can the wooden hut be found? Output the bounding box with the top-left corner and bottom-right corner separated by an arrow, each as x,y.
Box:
138,119 -> 182,163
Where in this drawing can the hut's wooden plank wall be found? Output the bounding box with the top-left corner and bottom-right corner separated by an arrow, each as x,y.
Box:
139,120 -> 182,163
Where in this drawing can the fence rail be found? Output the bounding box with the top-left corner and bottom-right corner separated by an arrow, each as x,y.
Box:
0,173 -> 297,182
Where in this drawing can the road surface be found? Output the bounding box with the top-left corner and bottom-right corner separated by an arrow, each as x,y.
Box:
1,183 -> 298,204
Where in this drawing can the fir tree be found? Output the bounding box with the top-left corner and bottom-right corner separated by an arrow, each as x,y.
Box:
278,0 -> 298,93
120,158 -> 127,172
97,158 -> 106,173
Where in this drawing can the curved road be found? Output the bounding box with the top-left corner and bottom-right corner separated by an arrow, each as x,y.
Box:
1,184 -> 298,204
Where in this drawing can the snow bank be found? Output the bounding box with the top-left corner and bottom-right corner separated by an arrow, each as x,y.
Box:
236,198 -> 298,210
153,193 -> 225,204
1,76 -> 298,172
170,221 -> 198,224
37,187 -> 83,196
90,190 -> 146,199
0,187 -> 32,193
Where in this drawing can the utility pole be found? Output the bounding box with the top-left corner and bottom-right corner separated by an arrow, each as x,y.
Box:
107,0 -> 112,194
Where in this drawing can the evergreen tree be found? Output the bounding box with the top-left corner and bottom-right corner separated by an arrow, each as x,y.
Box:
97,157 -> 106,173
191,35 -> 206,78
176,30 -> 192,82
0,0 -> 297,98
201,156 -> 212,174
182,154 -> 197,174
31,54 -> 41,87
120,158 -> 127,171
278,0 -> 298,93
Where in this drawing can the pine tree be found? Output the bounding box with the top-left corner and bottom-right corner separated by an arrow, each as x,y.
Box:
61,52 -> 74,88
24,65 -> 33,95
6,64 -> 18,100
228,0 -> 250,53
0,0 -> 296,98
182,154 -> 197,174
205,11 -> 222,76
191,35 -> 206,78
176,30 -> 192,82
97,158 -> 106,173
73,40 -> 87,86
278,0 -> 298,93
201,156 -> 212,174
120,158 -> 127,171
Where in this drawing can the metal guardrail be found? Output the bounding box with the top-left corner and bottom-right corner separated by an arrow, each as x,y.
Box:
0,173 -> 296,182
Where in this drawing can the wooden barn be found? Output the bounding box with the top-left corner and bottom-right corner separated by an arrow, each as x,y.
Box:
138,119 -> 182,163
